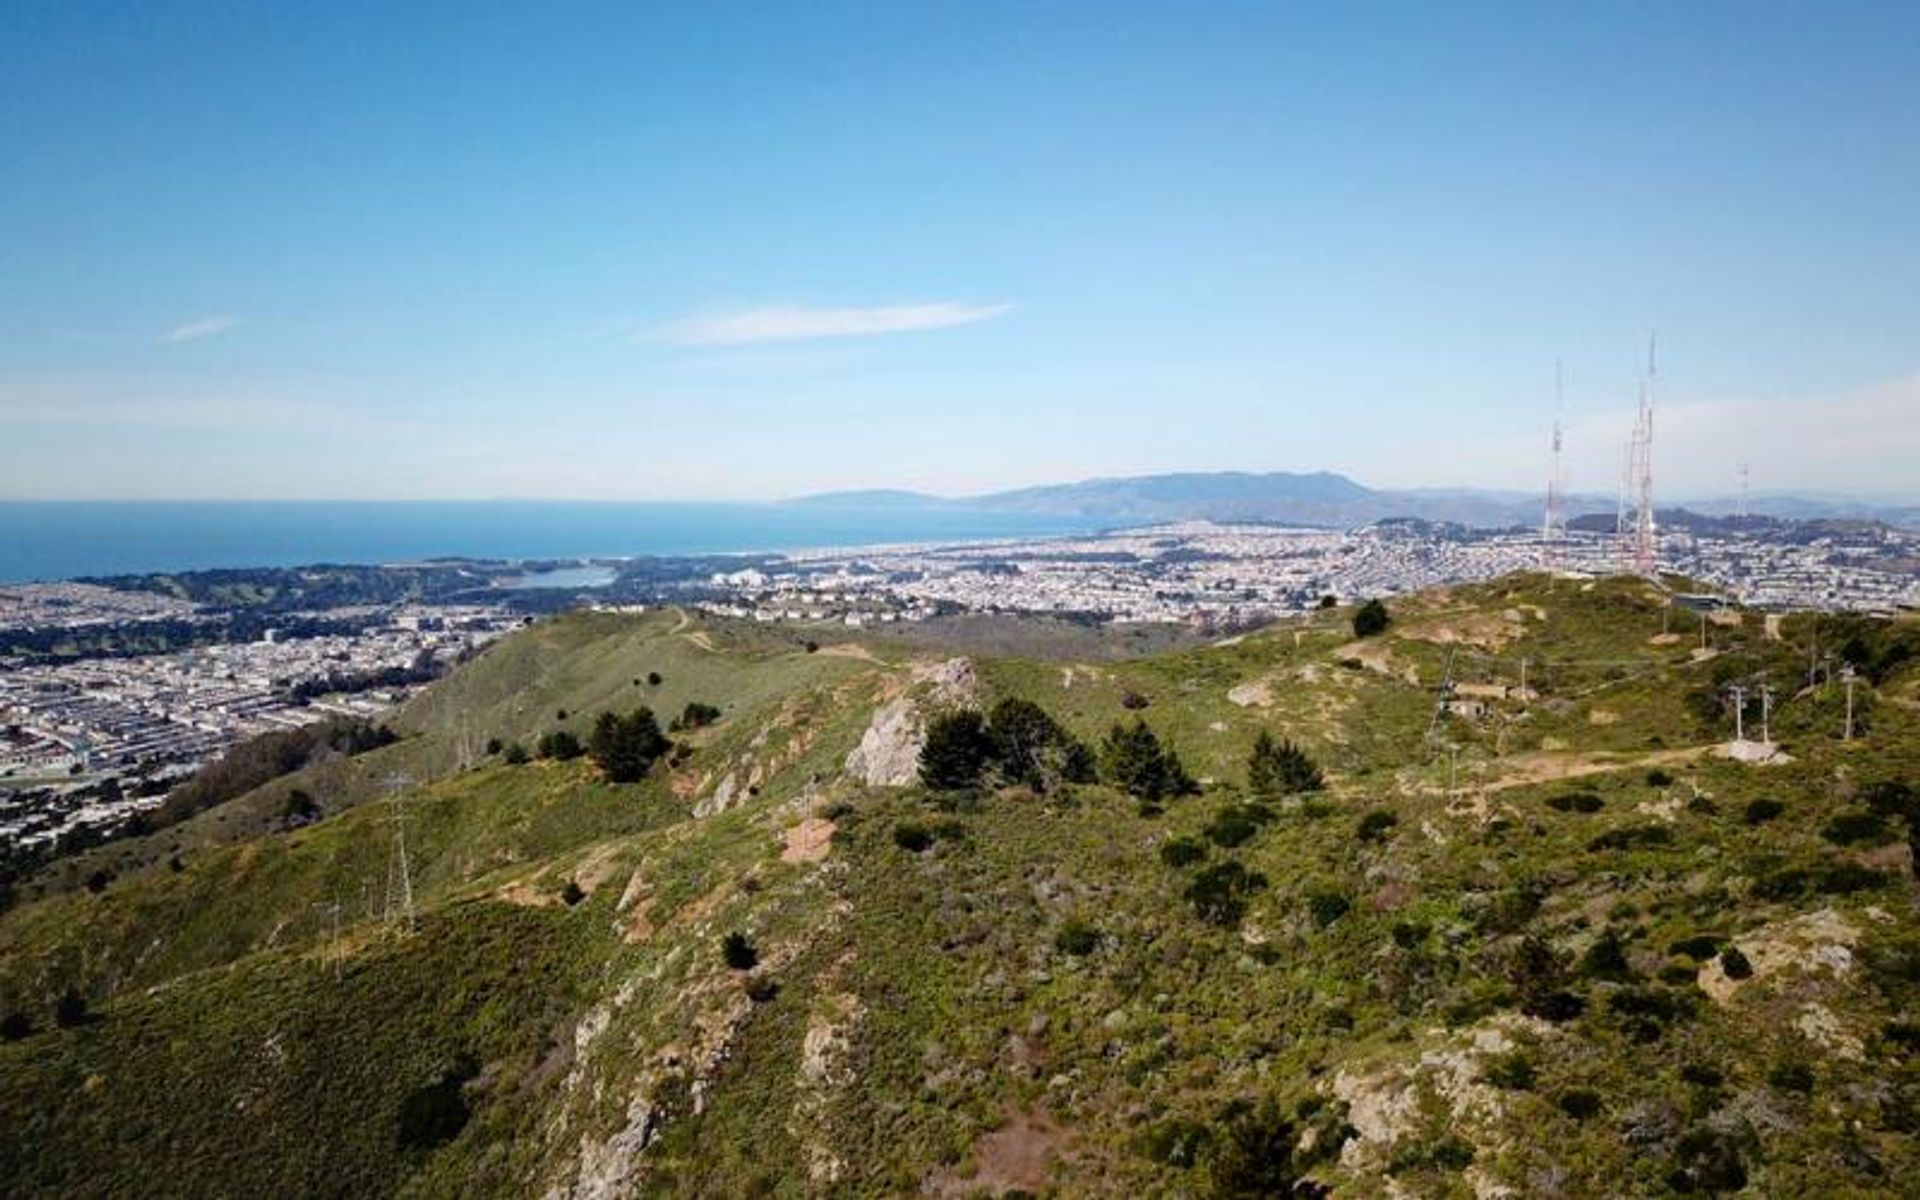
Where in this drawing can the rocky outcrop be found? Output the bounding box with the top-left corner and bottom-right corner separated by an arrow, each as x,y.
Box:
843,657 -> 978,786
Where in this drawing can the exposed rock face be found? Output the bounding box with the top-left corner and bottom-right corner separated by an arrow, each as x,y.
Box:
1697,907 -> 1859,1004
843,657 -> 978,786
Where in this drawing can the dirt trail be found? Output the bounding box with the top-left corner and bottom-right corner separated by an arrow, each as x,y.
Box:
1481,744 -> 1714,792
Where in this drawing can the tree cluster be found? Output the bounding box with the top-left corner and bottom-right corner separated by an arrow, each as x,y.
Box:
918,699 -> 1097,793
669,701 -> 722,732
1246,731 -> 1324,798
588,708 -> 672,783
1101,719 -> 1198,805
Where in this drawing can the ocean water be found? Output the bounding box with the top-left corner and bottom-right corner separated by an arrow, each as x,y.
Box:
0,502 -> 1106,584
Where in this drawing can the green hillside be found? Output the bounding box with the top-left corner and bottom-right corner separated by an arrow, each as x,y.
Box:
3,576 -> 1918,1198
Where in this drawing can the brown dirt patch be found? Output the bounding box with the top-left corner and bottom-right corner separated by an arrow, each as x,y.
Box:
781,816 -> 836,864
927,1108 -> 1063,1197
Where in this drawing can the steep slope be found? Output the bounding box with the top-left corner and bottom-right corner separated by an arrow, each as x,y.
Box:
3,576 -> 1918,1198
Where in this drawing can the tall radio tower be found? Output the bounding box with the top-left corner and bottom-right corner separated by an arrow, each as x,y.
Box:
1541,360 -> 1567,568
1618,336 -> 1657,576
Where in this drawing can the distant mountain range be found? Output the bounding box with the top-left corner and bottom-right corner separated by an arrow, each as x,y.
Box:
792,470 -> 1920,530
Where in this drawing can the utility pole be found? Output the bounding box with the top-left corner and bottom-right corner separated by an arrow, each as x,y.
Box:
1699,610 -> 1708,652
1759,681 -> 1772,745
1729,685 -> 1747,743
1519,656 -> 1529,699
1842,664 -> 1858,741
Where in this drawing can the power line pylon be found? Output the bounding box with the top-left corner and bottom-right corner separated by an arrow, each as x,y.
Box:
382,773 -> 416,933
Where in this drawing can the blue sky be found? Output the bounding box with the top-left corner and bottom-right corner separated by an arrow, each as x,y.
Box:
3,2 -> 1917,500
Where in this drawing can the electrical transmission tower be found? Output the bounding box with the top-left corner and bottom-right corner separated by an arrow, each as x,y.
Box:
382,773 -> 416,933
1541,360 -> 1567,569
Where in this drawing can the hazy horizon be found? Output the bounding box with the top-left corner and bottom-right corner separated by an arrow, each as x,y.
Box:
4,4 -> 1917,501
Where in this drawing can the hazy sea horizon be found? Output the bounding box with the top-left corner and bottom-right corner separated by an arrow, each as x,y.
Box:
0,501 -> 1107,585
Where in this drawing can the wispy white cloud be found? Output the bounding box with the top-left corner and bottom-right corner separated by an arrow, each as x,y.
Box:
157,315 -> 239,345
649,301 -> 1012,347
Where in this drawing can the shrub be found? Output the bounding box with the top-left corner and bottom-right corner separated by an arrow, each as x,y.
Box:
721,931 -> 759,971
1647,768 -> 1674,787
395,1059 -> 477,1153
536,729 -> 584,760
1356,809 -> 1398,842
560,880 -> 586,907
1668,935 -> 1720,962
1,1012 -> 34,1041
893,823 -> 933,853
1557,1089 -> 1603,1119
1483,1051 -> 1537,1090
919,709 -> 994,791
646,671 -> 662,686
1055,919 -> 1100,956
1666,1125 -> 1748,1194
744,975 -> 780,1003
1821,809 -> 1889,847
1352,599 -> 1390,638
588,708 -> 671,783
1587,825 -> 1671,852
1547,791 -> 1604,813
1160,836 -> 1208,868
1135,1117 -> 1211,1168
1305,889 -> 1351,928
53,988 -> 89,1028
502,742 -> 530,765
1767,1062 -> 1814,1094
1680,1062 -> 1724,1089
1120,690 -> 1150,710
1205,804 -> 1266,849
670,701 -> 722,732
1580,929 -> 1636,982
1203,1098 -> 1325,1199
280,788 -> 322,827
1862,779 -> 1916,820
484,737 -> 503,756
1742,797 -> 1784,825
1247,731 -> 1324,797
1184,861 -> 1267,928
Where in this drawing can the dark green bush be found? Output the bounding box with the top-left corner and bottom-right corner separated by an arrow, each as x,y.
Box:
1160,836 -> 1208,868
1184,861 -> 1267,928
1247,731 -> 1324,797
1742,797 -> 1784,825
1352,599 -> 1390,638
1718,946 -> 1753,979
721,931 -> 759,970
1483,1051 -> 1536,1090
1305,889 -> 1351,928
1557,1089 -> 1603,1119
1356,809 -> 1398,842
893,823 -> 933,853
1821,809 -> 1890,846
1055,919 -> 1100,956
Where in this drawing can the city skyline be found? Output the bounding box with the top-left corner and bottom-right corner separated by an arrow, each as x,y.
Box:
4,3 -> 1918,500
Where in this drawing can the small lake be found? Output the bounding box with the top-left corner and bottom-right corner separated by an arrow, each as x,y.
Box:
503,565 -> 619,590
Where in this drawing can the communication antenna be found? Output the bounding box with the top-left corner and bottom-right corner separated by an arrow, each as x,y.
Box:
1758,680 -> 1772,745
1541,360 -> 1567,567
1626,334 -> 1658,575
1728,684 -> 1747,743
382,773 -> 417,933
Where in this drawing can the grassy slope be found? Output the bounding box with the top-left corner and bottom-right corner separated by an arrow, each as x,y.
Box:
3,577 -> 1918,1198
